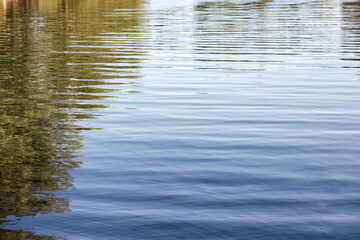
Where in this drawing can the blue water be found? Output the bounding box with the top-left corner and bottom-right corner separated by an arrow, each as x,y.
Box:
1,0 -> 360,239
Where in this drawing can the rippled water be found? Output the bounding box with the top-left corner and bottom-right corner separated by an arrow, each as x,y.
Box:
1,0 -> 360,239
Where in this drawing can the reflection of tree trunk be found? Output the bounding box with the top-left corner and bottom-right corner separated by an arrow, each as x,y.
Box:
341,1 -> 360,55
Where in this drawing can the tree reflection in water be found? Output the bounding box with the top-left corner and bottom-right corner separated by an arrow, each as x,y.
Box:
0,0 -> 145,238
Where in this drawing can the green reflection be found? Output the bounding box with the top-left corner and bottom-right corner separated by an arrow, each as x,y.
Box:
0,0 -> 145,238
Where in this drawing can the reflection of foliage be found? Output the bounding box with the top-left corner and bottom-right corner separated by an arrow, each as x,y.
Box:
0,17 -> 81,222
0,0 -> 145,238
0,229 -> 67,240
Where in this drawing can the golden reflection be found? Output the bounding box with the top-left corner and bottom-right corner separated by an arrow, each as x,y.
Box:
1,0 -> 6,12
0,229 -> 67,240
0,0 -> 145,238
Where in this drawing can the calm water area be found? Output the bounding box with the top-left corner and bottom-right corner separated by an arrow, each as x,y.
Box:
1,0 -> 360,239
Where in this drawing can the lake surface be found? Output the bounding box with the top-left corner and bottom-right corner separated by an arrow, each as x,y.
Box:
1,0 -> 360,239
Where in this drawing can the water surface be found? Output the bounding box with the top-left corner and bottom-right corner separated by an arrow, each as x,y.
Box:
1,0 -> 360,239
